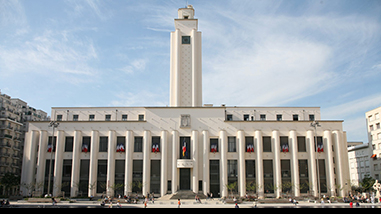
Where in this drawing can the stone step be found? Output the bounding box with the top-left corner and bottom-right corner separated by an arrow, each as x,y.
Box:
159,191 -> 206,200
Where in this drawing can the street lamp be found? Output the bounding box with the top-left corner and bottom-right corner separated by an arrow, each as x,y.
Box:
310,120 -> 321,199
47,121 -> 59,196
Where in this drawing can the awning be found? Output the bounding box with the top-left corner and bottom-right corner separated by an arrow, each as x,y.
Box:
371,154 -> 377,158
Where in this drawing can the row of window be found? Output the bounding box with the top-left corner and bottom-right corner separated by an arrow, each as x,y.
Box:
226,114 -> 315,121
46,135 -> 325,155
56,114 -> 145,121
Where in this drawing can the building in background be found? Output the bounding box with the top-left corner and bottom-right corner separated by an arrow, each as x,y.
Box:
0,90 -> 48,195
20,5 -> 350,199
366,106 -> 381,180
347,143 -> 371,186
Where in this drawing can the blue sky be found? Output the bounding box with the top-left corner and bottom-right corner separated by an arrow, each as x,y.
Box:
0,0 -> 381,143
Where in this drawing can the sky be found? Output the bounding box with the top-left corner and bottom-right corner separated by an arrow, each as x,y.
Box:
0,0 -> 381,143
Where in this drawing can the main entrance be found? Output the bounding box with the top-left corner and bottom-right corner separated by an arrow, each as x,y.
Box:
179,168 -> 191,190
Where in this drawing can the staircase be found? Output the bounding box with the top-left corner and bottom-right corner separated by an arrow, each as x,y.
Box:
170,190 -> 206,199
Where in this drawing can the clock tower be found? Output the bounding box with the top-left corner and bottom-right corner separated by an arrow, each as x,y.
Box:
169,5 -> 202,107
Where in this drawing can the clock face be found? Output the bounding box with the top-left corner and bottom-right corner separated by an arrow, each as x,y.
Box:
182,36 -> 190,44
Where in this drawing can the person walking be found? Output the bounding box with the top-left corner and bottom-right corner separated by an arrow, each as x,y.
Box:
177,199 -> 181,208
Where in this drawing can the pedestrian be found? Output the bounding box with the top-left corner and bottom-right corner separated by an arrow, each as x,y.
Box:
144,196 -> 148,208
235,203 -> 239,208
177,199 -> 181,208
349,201 -> 353,208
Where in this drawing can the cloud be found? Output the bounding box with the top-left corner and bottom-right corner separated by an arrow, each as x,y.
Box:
0,0 -> 27,27
0,29 -> 99,83
200,6 -> 380,107
119,59 -> 148,74
111,91 -> 166,107
64,0 -> 113,21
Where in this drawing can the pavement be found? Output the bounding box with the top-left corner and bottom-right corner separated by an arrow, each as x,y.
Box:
4,199 -> 381,208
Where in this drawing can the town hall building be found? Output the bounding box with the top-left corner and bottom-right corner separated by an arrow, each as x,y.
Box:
20,5 -> 350,199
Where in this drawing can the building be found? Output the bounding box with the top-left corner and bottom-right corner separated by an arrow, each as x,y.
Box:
0,90 -> 48,195
366,106 -> 381,180
20,5 -> 350,198
347,143 -> 371,186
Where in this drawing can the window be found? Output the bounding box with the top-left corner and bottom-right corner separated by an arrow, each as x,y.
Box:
293,114 -> 299,121
57,115 -> 63,121
64,136 -> 74,152
152,136 -> 160,153
226,114 -> 233,121
260,114 -> 266,121
263,136 -> 271,152
138,114 -> 145,121
243,114 -> 250,121
105,114 -> 111,121
276,114 -> 282,121
73,114 -> 79,121
297,136 -> 306,152
82,136 -> 91,152
245,136 -> 254,153
182,36 -> 191,44
376,113 -> 380,120
122,114 -> 128,121
377,123 -> 380,129
134,137 -> 143,152
228,137 -> 236,152
89,114 -> 95,121
280,136 -> 289,152
116,136 -> 125,152
99,136 -> 108,152
309,114 -> 315,121
210,138 -> 218,153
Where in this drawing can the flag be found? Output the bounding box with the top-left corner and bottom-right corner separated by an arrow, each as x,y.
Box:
282,144 -> 289,153
47,144 -> 52,152
182,141 -> 187,157
152,144 -> 160,153
117,144 -> 125,152
211,144 -> 217,153
247,144 -> 254,153
317,143 -> 324,152
82,144 -> 88,153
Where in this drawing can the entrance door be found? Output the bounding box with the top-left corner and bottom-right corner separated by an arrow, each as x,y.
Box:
179,168 -> 191,190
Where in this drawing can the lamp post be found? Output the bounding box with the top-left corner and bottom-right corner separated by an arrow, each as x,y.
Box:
47,121 -> 59,196
311,120 -> 321,199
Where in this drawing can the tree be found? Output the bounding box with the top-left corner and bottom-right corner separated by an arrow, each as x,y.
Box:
360,175 -> 375,192
0,172 -> 20,196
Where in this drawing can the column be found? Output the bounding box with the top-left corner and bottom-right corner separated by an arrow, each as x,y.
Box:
202,130 -> 209,196
107,130 -> 116,196
272,130 -> 281,198
21,130 -> 39,196
36,130 -> 48,194
255,130 -> 264,198
88,130 -> 99,197
192,130 -> 199,194
53,130 -> 65,196
71,130 -> 82,197
125,130 -> 134,195
324,130 -> 335,196
220,130 -> 228,197
142,130 -> 151,196
289,130 -> 300,197
161,130 -> 168,196
172,130 -> 179,193
333,130 -> 345,197
307,130 -> 318,197
237,130 -> 246,197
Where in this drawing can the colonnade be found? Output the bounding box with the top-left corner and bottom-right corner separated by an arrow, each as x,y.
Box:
21,128 -> 348,198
